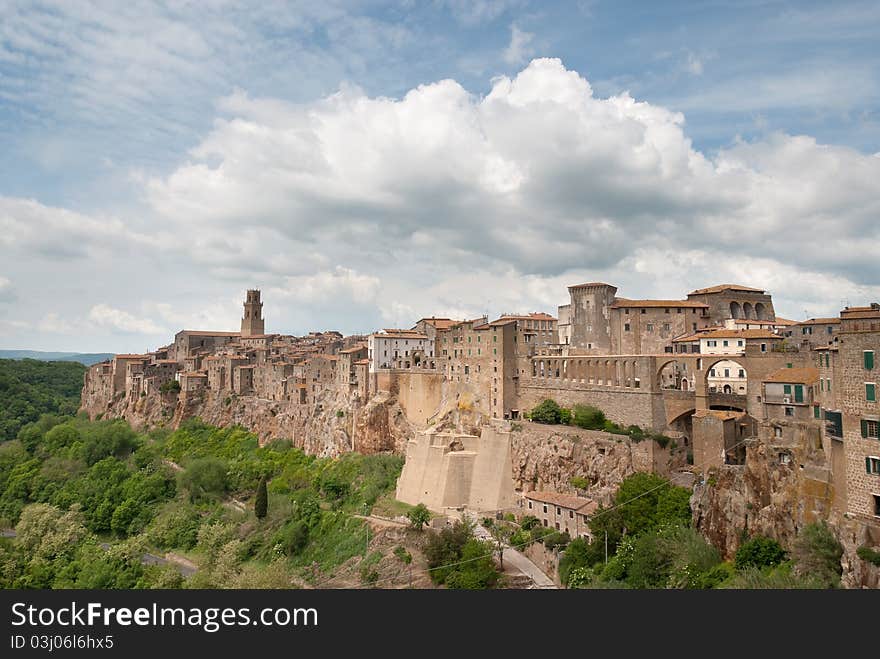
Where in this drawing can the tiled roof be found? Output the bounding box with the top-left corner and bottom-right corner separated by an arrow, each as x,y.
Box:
524,491 -> 598,513
568,282 -> 614,289
339,344 -> 368,354
612,298 -> 709,309
696,329 -> 780,339
373,331 -> 430,340
180,372 -> 208,377
496,312 -> 557,321
693,410 -> 747,420
415,317 -> 459,330
178,330 -> 241,336
688,284 -> 765,295
773,317 -> 797,326
115,354 -> 148,359
763,367 -> 819,384
796,318 -> 840,325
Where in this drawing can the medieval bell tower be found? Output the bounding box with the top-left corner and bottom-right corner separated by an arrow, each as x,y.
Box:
241,289 -> 265,337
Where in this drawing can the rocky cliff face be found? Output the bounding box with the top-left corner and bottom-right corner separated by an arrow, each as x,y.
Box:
691,433 -> 880,588
82,388 -> 413,458
505,421 -> 679,506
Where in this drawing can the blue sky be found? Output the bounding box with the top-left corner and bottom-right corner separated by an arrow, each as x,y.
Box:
1,0 -> 879,352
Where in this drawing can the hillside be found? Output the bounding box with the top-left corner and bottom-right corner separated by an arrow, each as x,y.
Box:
0,350 -> 113,366
0,359 -> 87,441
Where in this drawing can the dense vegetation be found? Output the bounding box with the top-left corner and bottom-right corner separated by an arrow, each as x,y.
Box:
0,414 -> 408,589
0,359 -> 86,441
527,399 -> 674,447
553,472 -> 844,589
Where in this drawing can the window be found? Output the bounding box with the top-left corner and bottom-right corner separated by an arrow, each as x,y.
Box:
861,420 -> 880,439
867,383 -> 877,402
827,379 -> 832,392
543,519 -> 548,527
624,323 -> 631,331
569,510 -> 574,518
820,379 -> 825,391
761,343 -> 767,353
783,384 -> 792,395
825,353 -> 830,367
555,522 -> 560,530
867,457 -> 880,475
737,340 -> 744,347
665,308 -> 670,314
738,369 -> 745,378
556,507 -> 561,515
874,495 -> 880,517
724,368 -> 730,377
646,323 -> 654,332
814,405 -> 821,419
707,340 -> 717,347
865,351 -> 875,370
722,340 -> 729,347
709,369 -> 716,377
528,500 -> 532,509
663,323 -> 670,331
543,504 -> 547,513
785,407 -> 794,417
641,309 -> 646,314
774,426 -> 782,438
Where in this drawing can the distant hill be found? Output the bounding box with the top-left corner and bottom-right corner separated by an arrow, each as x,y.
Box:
0,350 -> 113,366
0,359 -> 88,441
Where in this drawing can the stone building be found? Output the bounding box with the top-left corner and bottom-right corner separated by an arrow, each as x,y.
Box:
686,283 -> 776,322
241,289 -> 265,337
368,329 -> 433,371
826,304 -> 880,518
787,317 -> 840,350
523,491 -> 597,538
761,367 -> 820,421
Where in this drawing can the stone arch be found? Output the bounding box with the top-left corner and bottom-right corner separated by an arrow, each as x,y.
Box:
703,357 -> 748,396
657,358 -> 693,391
755,302 -> 766,320
730,301 -> 742,319
742,302 -> 754,319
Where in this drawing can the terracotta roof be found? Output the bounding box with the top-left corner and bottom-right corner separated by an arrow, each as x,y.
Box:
339,344 -> 368,354
180,372 -> 207,377
568,282 -> 614,290
672,333 -> 702,342
496,312 -> 557,321
796,318 -> 840,325
763,367 -> 819,385
524,491 -> 598,514
353,359 -> 370,365
773,317 -> 797,326
840,306 -> 880,320
241,334 -> 275,339
178,330 -> 241,336
154,359 -> 178,364
612,298 -> 709,309
693,410 -> 747,420
115,354 -> 149,359
237,365 -> 255,369
733,319 -> 776,325
372,331 -> 430,340
697,329 -> 780,339
688,284 -> 765,295
415,317 -> 459,330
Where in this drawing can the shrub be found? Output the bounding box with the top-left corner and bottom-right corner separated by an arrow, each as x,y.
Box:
336,410 -> 345,418
791,522 -> 843,588
569,476 -> 589,491
559,408 -> 572,425
159,380 -> 181,394
571,405 -> 606,430
407,503 -> 431,531
856,546 -> 880,566
519,515 -> 539,531
530,399 -> 562,424
735,536 -> 787,570
179,458 -> 228,502
273,520 -> 309,556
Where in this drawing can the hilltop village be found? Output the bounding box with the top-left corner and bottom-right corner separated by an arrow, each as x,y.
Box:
81,283 -> 880,585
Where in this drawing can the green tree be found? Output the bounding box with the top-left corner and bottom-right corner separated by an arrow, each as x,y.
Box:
571,405 -> 607,430
735,536 -> 787,570
179,457 -> 228,501
791,522 -> 843,588
530,399 -> 562,424
407,503 -> 431,531
254,476 -> 268,520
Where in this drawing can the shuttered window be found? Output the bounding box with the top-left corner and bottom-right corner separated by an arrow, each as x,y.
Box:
867,383 -> 877,402
865,351 -> 875,370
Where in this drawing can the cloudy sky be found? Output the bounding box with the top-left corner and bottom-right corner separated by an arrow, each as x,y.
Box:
1,0 -> 879,353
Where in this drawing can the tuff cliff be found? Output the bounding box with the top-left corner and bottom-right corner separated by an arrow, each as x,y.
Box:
691,430 -> 880,588
81,387 -> 413,458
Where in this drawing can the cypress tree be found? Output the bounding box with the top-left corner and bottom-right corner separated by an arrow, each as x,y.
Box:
255,476 -> 268,520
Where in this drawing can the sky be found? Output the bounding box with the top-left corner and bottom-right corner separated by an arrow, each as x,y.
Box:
1,0 -> 879,353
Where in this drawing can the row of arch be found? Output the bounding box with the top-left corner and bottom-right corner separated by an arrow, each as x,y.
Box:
531,358 -> 643,389
730,301 -> 767,320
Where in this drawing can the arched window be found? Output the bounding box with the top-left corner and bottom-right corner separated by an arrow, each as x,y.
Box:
730,301 -> 742,319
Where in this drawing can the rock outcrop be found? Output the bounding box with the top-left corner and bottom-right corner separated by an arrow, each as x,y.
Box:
82,387 -> 413,458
